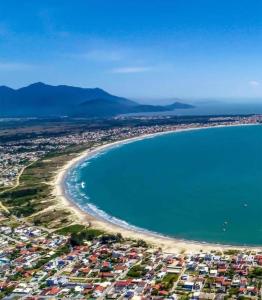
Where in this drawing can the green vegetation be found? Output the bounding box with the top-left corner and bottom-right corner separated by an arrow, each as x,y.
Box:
68,230 -> 123,246
100,233 -> 123,244
8,249 -> 20,261
69,228 -> 104,246
34,244 -> 71,269
55,224 -> 87,235
226,267 -> 235,279
249,267 -> 262,279
228,287 -> 239,296
127,264 -> 147,278
179,295 -> 190,300
223,249 -> 240,255
0,143 -> 92,229
54,224 -> 108,246
0,286 -> 15,299
161,273 -> 179,290
0,186 -> 8,193
238,297 -> 254,300
134,239 -> 148,248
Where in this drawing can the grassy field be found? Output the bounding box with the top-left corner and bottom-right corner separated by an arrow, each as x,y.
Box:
55,224 -> 104,237
0,143 -> 93,229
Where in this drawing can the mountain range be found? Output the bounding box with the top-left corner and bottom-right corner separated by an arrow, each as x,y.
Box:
0,82 -> 194,117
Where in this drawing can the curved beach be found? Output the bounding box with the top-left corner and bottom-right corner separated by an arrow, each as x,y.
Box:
53,124 -> 262,253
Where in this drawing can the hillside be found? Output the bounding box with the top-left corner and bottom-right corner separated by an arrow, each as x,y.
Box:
0,82 -> 194,117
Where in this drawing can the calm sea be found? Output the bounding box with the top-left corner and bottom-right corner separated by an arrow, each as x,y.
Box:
66,125 -> 262,246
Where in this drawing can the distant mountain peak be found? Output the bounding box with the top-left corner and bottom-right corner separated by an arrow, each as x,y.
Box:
0,85 -> 14,91
166,101 -> 194,109
26,82 -> 47,87
0,82 -> 194,117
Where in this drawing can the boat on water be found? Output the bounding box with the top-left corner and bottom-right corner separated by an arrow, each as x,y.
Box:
81,182 -> 85,189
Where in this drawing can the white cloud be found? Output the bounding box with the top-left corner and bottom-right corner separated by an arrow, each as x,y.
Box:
111,66 -> 152,74
249,80 -> 260,87
0,62 -> 34,71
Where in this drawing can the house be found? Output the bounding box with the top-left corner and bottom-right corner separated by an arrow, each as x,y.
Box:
183,281 -> 194,291
92,285 -> 105,298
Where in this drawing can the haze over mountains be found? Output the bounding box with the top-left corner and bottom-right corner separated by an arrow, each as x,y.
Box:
0,82 -> 194,118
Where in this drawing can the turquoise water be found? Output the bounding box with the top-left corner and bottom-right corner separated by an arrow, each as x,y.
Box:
66,125 -> 262,246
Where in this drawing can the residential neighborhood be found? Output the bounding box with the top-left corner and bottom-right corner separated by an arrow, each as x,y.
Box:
1,115 -> 261,189
0,208 -> 261,299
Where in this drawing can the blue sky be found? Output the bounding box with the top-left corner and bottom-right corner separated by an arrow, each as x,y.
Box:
1,0 -> 262,101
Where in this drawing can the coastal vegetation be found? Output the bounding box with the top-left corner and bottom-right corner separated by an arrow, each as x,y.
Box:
55,224 -> 88,235
161,273 -> 179,290
0,143 -> 93,229
56,225 -> 124,246
249,267 -> 262,279
127,264 -> 147,278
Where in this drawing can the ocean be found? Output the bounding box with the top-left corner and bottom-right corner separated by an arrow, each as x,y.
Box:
65,125 -> 262,246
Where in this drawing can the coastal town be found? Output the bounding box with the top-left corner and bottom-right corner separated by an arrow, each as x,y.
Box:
0,115 -> 261,189
0,115 -> 262,299
3,0 -> 262,298
0,213 -> 261,299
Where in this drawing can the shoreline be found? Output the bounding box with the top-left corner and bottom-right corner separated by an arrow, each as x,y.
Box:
53,123 -> 262,253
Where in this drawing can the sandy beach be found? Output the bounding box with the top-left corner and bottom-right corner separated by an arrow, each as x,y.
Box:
53,124 -> 261,253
